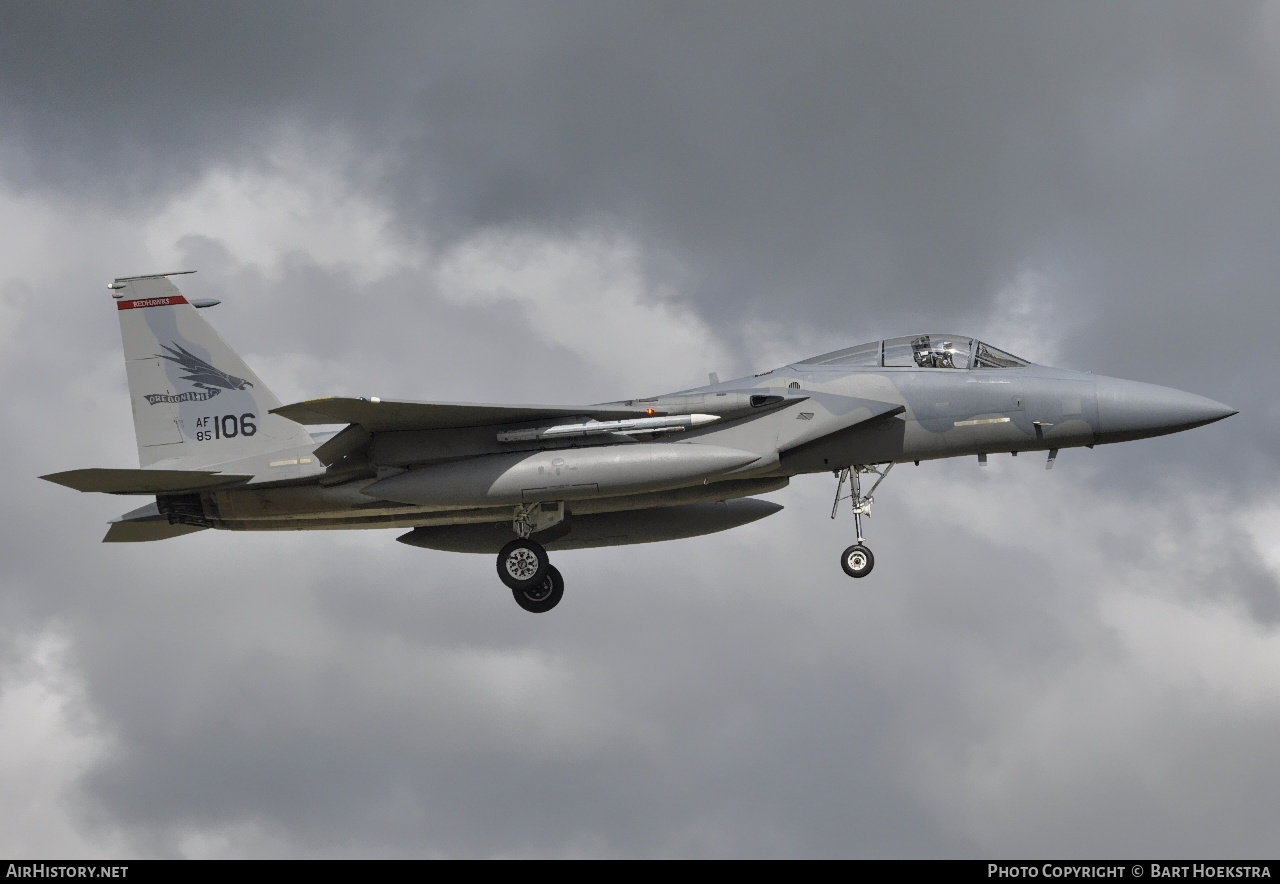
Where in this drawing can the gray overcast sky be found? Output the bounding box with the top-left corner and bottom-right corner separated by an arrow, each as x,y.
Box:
2,1 -> 1278,858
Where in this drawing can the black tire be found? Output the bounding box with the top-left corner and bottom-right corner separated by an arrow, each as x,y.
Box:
497,538 -> 549,590
513,565 -> 564,613
841,544 -> 874,578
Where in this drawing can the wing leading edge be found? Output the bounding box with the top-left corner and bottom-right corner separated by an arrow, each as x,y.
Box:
274,396 -> 680,468
272,397 -> 666,432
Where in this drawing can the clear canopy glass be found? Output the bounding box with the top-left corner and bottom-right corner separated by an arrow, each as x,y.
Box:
971,341 -> 1030,368
807,341 -> 882,366
800,335 -> 1029,369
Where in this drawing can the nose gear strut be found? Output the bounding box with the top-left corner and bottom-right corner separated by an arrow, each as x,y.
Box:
831,463 -> 894,578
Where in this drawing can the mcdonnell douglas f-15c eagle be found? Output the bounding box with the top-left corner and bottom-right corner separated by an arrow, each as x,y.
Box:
42,272 -> 1236,612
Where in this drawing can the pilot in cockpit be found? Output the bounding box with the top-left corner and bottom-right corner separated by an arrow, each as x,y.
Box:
911,337 -> 961,368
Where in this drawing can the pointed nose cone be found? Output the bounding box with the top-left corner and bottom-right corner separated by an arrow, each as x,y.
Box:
1094,377 -> 1237,444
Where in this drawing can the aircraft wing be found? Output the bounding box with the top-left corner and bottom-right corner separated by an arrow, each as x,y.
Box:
40,468 -> 252,494
272,397 -> 665,431
273,397 -> 674,466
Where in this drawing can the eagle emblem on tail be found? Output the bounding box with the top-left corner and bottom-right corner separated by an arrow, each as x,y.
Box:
156,342 -> 253,392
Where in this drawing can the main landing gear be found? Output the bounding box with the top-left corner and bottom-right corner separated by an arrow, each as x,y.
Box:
497,538 -> 549,588
831,463 -> 894,579
512,565 -> 564,613
497,502 -> 565,612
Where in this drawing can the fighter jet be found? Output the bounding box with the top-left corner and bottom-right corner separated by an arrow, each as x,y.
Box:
42,272 -> 1236,612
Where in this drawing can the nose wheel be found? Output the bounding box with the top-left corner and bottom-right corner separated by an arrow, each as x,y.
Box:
831,463 -> 893,579
841,544 -> 874,578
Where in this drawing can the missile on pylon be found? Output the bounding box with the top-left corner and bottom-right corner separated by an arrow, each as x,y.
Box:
496,413 -> 721,442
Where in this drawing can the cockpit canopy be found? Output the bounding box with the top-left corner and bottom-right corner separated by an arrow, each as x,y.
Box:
800,335 -> 1030,369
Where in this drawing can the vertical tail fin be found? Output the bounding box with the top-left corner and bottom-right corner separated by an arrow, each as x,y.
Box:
112,272 -> 312,468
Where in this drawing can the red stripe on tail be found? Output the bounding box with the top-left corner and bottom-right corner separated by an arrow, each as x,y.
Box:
116,296 -> 189,310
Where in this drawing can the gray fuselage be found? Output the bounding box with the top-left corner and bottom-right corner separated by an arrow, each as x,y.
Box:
179,335 -> 1234,538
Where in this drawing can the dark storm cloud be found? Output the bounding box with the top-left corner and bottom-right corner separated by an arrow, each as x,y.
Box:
7,3 -> 1279,337
69,530 -> 985,857
3,0 -> 1279,859
0,2 -> 423,202
374,3 -> 1280,356
385,1 -> 1276,483
8,1 -> 1274,468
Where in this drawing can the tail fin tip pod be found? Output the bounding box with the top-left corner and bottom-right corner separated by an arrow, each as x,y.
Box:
111,271 -> 313,468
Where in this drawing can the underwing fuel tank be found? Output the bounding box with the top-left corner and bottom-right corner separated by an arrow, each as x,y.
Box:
397,498 -> 785,553
363,443 -> 762,507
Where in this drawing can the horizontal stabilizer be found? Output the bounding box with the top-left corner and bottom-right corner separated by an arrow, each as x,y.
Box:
101,501 -> 208,541
103,521 -> 207,542
272,397 -> 665,432
41,468 -> 251,494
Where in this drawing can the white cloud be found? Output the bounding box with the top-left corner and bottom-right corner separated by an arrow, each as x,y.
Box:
129,138 -> 736,401
436,230 -> 731,393
143,135 -> 410,282
1104,591 -> 1280,706
983,269 -> 1079,369
1240,501 -> 1280,581
891,458 -> 1280,855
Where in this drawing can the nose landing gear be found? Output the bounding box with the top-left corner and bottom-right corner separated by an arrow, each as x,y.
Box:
831,463 -> 894,579
841,543 -> 874,578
